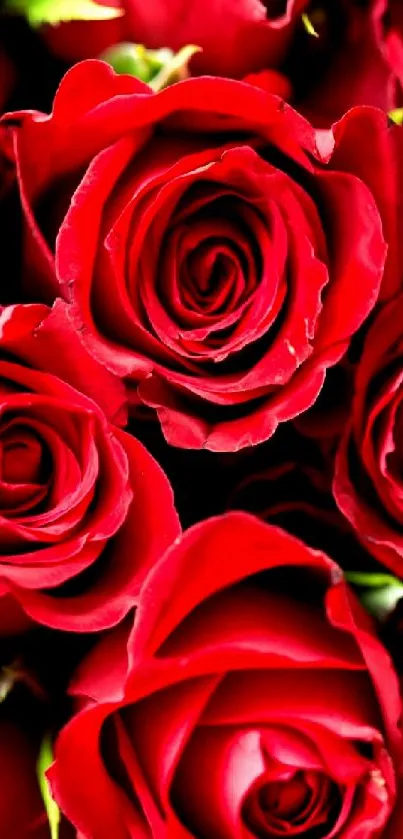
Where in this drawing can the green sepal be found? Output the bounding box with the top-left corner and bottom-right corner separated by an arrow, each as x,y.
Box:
37,735 -> 60,839
345,571 -> 403,588
102,42 -> 200,89
101,43 -> 171,82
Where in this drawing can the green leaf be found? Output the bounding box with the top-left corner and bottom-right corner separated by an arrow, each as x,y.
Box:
36,735 -> 60,839
4,0 -> 123,28
301,13 -> 319,37
389,108 -> 403,126
345,571 -> 402,588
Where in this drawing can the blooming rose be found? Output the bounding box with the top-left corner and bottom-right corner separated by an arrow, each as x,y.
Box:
50,512 -> 402,839
334,294 -> 403,578
0,302 -> 179,632
9,62 -> 385,451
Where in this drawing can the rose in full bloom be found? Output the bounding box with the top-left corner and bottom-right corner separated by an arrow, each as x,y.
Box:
50,512 -> 402,838
0,302 -> 179,632
334,294 -> 403,579
9,62 -> 386,451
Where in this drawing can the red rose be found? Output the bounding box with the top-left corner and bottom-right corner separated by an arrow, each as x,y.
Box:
334,294 -> 403,578
0,302 -> 180,632
50,512 -> 401,838
10,63 -> 385,451
41,0 -> 305,76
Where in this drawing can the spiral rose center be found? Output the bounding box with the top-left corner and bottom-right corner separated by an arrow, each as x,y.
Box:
242,769 -> 341,838
0,426 -> 48,486
0,422 -> 52,516
185,240 -> 243,313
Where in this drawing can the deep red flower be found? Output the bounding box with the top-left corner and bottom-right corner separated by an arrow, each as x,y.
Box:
0,302 -> 180,632
50,512 -> 401,838
7,62 -> 386,450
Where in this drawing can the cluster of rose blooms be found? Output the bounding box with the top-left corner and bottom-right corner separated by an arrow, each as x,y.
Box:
2,1 -> 403,838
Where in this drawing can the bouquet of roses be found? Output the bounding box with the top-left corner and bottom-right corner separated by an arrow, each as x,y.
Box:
1,2 -> 403,837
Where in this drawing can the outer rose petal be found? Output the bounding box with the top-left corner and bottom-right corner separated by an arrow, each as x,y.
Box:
9,61 -> 151,302
0,301 -> 127,425
330,106 -> 403,302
